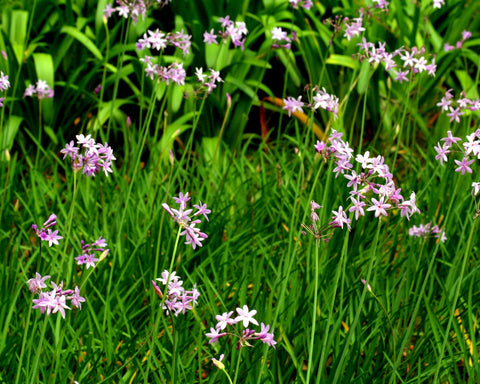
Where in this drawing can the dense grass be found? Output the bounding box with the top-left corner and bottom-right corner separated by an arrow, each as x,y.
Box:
1,0 -> 480,383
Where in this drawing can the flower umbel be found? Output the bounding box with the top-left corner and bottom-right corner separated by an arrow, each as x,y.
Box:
32,214 -> 63,247
152,270 -> 200,316
75,236 -> 109,269
162,192 -> 210,249
61,134 -> 116,177
29,278 -> 85,318
206,305 -> 276,350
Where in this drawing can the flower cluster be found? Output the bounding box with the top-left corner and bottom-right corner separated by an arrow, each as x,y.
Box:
314,130 -> 420,227
358,40 -> 437,83
32,214 -> 63,247
433,0 -> 444,8
136,28 -> 192,56
75,237 -> 109,269
301,200 -> 334,243
283,87 -> 339,119
271,27 -> 293,49
372,0 -> 389,9
344,13 -> 365,41
24,79 -> 54,99
289,0 -> 313,10
408,222 -> 447,242
444,30 -> 472,52
195,67 -> 224,93
436,89 -> 480,123
104,0 -> 172,24
140,58 -> 186,85
434,130 -> 480,179
206,305 -> 276,350
0,71 -> 10,107
203,16 -> 248,50
28,274 -> 85,318
162,192 -> 210,249
60,134 -> 116,177
152,270 -> 200,316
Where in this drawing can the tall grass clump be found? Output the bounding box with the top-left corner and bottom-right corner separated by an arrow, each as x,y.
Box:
1,0 -> 480,383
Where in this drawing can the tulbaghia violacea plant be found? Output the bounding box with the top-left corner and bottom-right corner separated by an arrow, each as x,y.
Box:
0,71 -> 10,107
357,40 -> 437,84
434,129 -> 480,175
103,0 -> 172,24
271,27 -> 294,49
206,305 -> 276,350
75,236 -> 109,269
27,274 -> 85,318
283,86 -> 339,119
32,214 -> 63,247
289,0 -> 313,10
303,130 -> 420,242
408,222 -> 447,243
434,129 -> 480,218
152,270 -> 200,316
194,67 -> 224,94
24,80 -> 54,99
136,28 -> 191,56
202,16 -> 249,50
435,90 -> 480,123
60,134 -> 116,177
162,192 -> 210,250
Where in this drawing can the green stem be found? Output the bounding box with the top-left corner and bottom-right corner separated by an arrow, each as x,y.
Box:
172,320 -> 177,384
61,172 -> 78,284
232,347 -> 243,384
15,304 -> 33,384
305,244 -> 319,382
29,315 -> 48,384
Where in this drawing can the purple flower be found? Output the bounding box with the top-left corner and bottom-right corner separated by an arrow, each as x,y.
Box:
203,29 -> 218,45
312,88 -> 339,118
330,206 -> 351,231
163,193 -> 210,250
27,273 -> 51,294
215,311 -> 236,330
62,135 -> 115,177
70,286 -> 86,309
45,229 -> 63,247
235,305 -> 259,328
282,96 -> 304,116
0,72 -> 10,91
76,237 -> 109,269
24,80 -> 54,99
32,214 -> 62,247
454,157 -> 474,175
366,197 -> 391,218
206,327 -> 227,346
32,281 -> 72,318
434,142 -> 450,165
409,222 -> 446,242
104,0 -> 173,24
207,306 -> 275,351
154,271 -> 199,316
254,323 -> 277,348
344,15 -> 365,41
447,107 -> 464,123
392,70 -> 409,83
193,201 -> 211,221
441,131 -> 461,147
